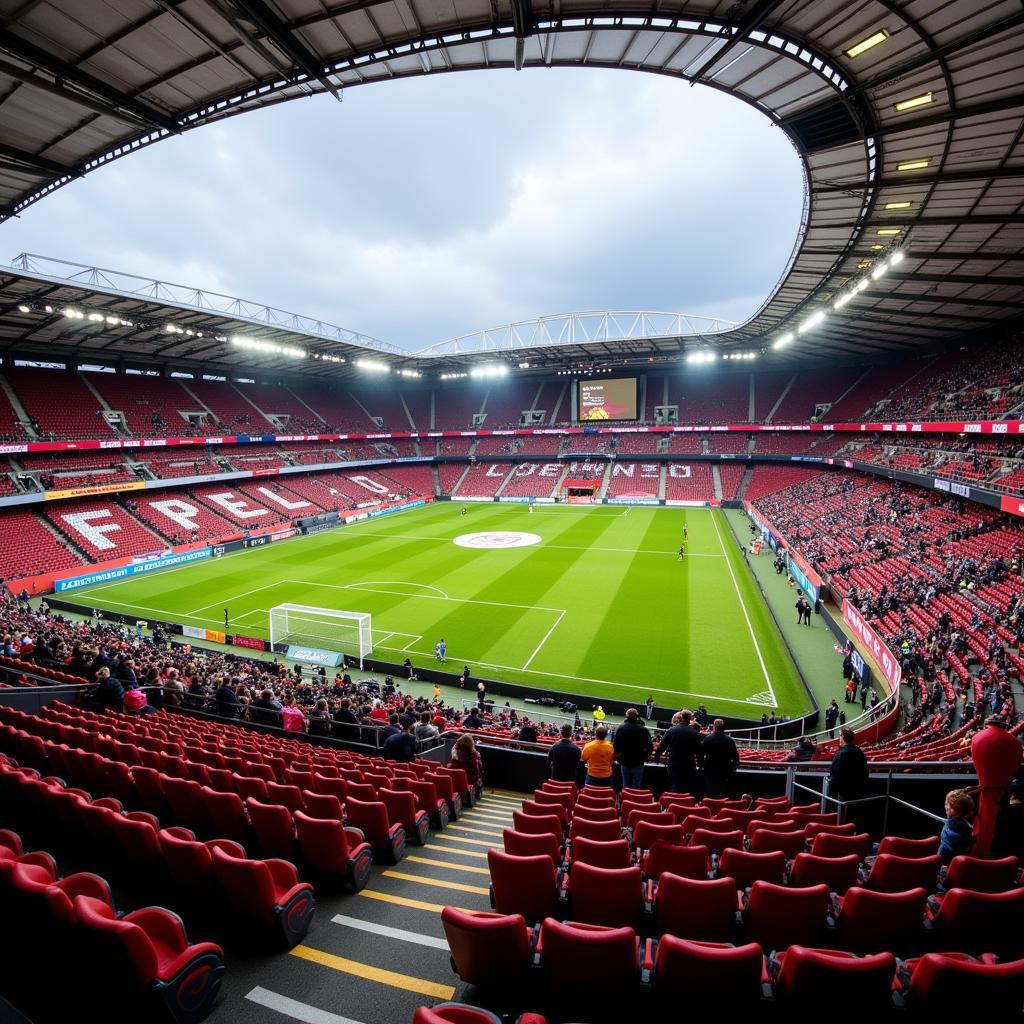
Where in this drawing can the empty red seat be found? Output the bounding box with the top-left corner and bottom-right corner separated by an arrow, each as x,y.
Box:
413,1003 -> 510,1024
570,837 -> 632,869
632,821 -> 684,851
744,881 -> 829,951
293,811 -> 373,891
162,777 -> 213,837
502,828 -> 562,866
538,919 -> 638,994
810,832 -> 873,860
927,886 -> 1024,956
642,841 -> 708,882
877,834 -> 939,858
833,886 -> 928,955
199,787 -> 249,843
571,803 -> 619,822
345,797 -> 406,863
408,779 -> 449,829
862,854 -> 940,894
772,946 -> 895,1009
690,828 -> 744,857
210,846 -> 314,947
533,790 -> 573,816
789,853 -> 860,894
651,936 -> 764,1002
942,854 -> 1019,893
654,873 -> 736,941
520,800 -> 567,829
73,894 -> 225,1023
896,953 -> 1024,1012
301,790 -> 344,821
440,907 -> 532,989
568,817 -> 621,844
246,798 -> 298,860
749,829 -> 806,859
379,788 -> 430,845
718,848 -> 786,890
567,862 -> 642,928
487,850 -> 558,925
512,811 -> 563,840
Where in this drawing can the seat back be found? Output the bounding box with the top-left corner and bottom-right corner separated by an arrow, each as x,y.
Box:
789,853 -> 860,894
745,881 -> 829,951
520,800 -> 567,827
835,886 -> 927,955
568,816 -> 621,844
512,811 -> 562,839
567,862 -> 642,928
626,810 -> 674,832
810,831 -> 873,860
652,936 -> 764,1001
159,826 -> 214,888
487,850 -> 558,924
690,829 -> 744,856
905,954 -> 1024,1012
681,815 -> 730,835
876,834 -> 939,858
643,842 -> 708,882
931,886 -> 1024,954
865,854 -> 940,894
632,821 -> 684,851
440,907 -> 531,989
302,790 -> 344,821
944,855 -> 1019,893
502,828 -> 562,865
539,919 -> 638,993
245,797 -> 296,859
749,828 -> 806,858
718,848 -> 786,889
775,946 -> 896,1008
571,837 -> 632,870
72,894 -> 157,980
571,803 -> 619,822
654,873 -> 737,941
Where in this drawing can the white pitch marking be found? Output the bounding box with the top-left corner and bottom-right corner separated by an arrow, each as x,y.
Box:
343,580 -> 450,600
522,609 -> 566,671
709,509 -> 778,707
245,987 -> 367,1024
193,581 -> 282,613
329,915 -> 449,950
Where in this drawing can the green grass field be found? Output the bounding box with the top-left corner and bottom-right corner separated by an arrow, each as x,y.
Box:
68,503 -> 813,717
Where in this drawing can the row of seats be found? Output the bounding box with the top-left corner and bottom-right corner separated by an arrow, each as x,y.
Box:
439,907 -> 1024,1012
0,826 -> 225,1024
0,757 -> 318,948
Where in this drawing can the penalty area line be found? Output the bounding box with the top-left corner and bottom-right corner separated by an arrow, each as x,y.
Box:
522,609 -> 566,671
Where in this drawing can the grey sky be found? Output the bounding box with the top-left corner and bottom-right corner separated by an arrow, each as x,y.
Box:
1,69 -> 804,351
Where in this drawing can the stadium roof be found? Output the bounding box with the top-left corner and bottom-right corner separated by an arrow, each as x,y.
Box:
0,0 -> 1022,372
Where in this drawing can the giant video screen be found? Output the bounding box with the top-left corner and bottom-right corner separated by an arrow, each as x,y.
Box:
577,377 -> 638,422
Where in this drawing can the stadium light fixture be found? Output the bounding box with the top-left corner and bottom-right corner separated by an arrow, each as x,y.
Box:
877,228 -> 902,236
833,291 -> 853,310
871,261 -> 889,280
313,353 -> 345,364
772,332 -> 794,350
889,249 -> 905,266
44,305 -> 52,314
797,311 -> 826,334
855,278 -> 869,292
441,372 -> 468,380
518,362 -> 531,369
884,201 -> 912,210
87,312 -> 104,322
470,364 -> 510,378
894,92 -> 933,112
844,29 -> 889,58
685,350 -> 717,364
231,335 -> 306,359
870,244 -> 884,251
397,368 -> 422,378
17,304 -> 30,313
355,358 -> 390,373
897,159 -> 929,171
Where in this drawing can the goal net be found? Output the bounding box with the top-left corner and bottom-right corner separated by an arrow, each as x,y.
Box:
269,604 -> 373,663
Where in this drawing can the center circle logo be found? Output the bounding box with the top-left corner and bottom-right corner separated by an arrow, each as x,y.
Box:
454,531 -> 542,550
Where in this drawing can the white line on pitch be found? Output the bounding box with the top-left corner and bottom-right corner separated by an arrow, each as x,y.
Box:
522,609 -> 566,670
194,581 -> 282,613
709,509 -> 777,706
401,635 -> 423,651
330,915 -> 449,949
245,987 -> 367,1024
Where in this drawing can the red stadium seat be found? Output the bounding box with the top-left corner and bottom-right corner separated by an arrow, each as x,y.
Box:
642,842 -> 708,882
788,853 -> 860,894
293,811 -> 373,891
569,837 -> 632,869
771,946 -> 896,1009
862,854 -> 940,894
718,848 -> 787,889
537,919 -> 639,994
568,817 -> 621,844
378,789 -> 430,845
246,798 -> 298,861
833,886 -> 928,955
748,829 -> 806,859
502,829 -> 563,866
897,953 -> 1024,1012
744,882 -> 829,951
690,828 -> 744,857
926,886 -> 1024,956
512,811 -> 563,840
651,937 -> 764,1003
567,862 -> 642,928
440,907 -> 532,989
942,854 -> 1019,893
520,800 -> 567,829
413,1003 -> 510,1024
632,821 -> 684,851
653,873 -> 736,941
487,850 -> 558,924
876,835 -> 939,858
810,832 -> 873,860
345,797 -> 406,863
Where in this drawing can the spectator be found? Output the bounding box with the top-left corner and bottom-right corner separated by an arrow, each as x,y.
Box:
307,698 -> 332,737
415,711 -> 439,742
580,725 -> 614,788
214,678 -> 239,719
250,688 -> 283,728
787,736 -> 817,763
517,719 -> 539,745
383,722 -> 416,762
654,710 -> 702,795
450,734 -> 483,796
163,668 -> 184,707
613,708 -> 652,791
333,697 -> 360,738
701,719 -> 739,798
939,788 -> 976,863
380,713 -> 402,740
548,723 -> 581,783
462,707 -> 484,730
88,667 -> 123,712
828,728 -> 869,803
280,694 -> 306,732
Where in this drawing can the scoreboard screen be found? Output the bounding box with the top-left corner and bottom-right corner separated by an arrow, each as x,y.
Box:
578,377 -> 638,422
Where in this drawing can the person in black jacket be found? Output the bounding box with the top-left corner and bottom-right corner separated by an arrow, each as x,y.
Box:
613,708 -> 653,790
828,728 -> 868,803
88,667 -> 124,712
548,724 -> 581,782
383,723 -> 417,762
249,689 -> 283,727
654,710 -> 702,796
701,719 -> 739,798
214,679 -> 239,719
332,697 -> 360,739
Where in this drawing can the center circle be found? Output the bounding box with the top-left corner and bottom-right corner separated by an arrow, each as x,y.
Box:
453,531 -> 542,550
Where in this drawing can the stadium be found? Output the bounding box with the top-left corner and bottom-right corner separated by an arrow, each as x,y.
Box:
0,0 -> 1023,1020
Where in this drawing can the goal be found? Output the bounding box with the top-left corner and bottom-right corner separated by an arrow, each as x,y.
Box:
269,604 -> 373,663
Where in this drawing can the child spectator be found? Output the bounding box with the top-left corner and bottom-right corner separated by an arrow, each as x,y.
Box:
939,788 -> 975,863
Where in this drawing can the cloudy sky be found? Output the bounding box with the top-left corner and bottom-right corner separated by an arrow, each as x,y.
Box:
0,69 -> 804,351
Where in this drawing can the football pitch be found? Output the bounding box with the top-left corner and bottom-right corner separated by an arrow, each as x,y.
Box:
69,503 -> 813,717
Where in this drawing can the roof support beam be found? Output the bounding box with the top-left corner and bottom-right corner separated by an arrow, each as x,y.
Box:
0,29 -> 180,133
812,166 -> 1024,194
227,0 -> 341,98
0,141 -> 79,177
859,288 -> 1024,310
871,92 -> 1024,140
687,0 -> 788,81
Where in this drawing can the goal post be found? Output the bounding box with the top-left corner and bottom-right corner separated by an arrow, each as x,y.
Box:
269,604 -> 373,664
